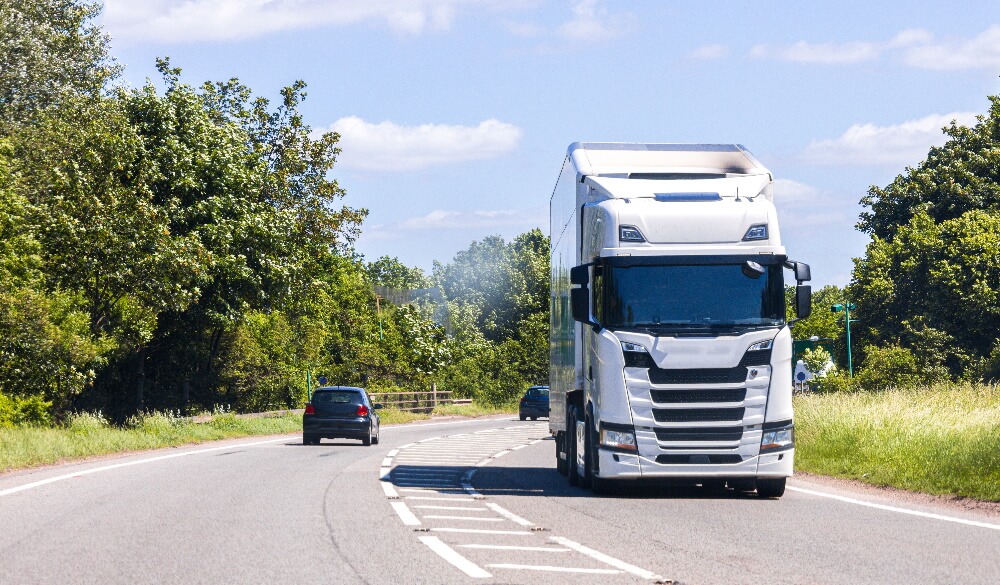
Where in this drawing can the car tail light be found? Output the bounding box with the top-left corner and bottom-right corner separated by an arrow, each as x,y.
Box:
520,397 -> 526,404
356,404 -> 369,416
304,404 -> 315,415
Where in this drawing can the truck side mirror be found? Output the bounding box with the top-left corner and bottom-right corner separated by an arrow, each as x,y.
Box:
570,265 -> 589,286
794,262 -> 811,282
796,285 -> 812,319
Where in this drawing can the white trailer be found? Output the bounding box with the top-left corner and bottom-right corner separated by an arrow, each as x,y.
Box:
549,143 -> 812,497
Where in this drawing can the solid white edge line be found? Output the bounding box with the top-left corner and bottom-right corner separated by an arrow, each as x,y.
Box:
549,536 -> 664,580
380,481 -> 398,498
459,544 -> 571,552
787,486 -> 1000,531
390,501 -> 421,526
485,502 -> 534,526
485,564 -> 620,575
418,536 -> 491,579
0,437 -> 289,498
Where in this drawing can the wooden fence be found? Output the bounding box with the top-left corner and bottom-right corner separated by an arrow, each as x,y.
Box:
370,389 -> 471,413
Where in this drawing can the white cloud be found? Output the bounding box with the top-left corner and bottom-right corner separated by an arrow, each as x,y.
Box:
555,0 -> 629,42
899,25 -> 1000,70
686,44 -> 729,60
772,179 -> 821,204
750,40 -> 878,64
749,25 -> 1000,70
799,112 -> 980,167
102,0 -> 490,42
326,116 -> 523,171
363,207 -> 545,241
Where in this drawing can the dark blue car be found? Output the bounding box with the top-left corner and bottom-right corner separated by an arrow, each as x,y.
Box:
518,385 -> 550,421
303,386 -> 381,446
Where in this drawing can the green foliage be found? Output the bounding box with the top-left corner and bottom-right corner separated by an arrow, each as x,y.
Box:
794,384 -> 1000,501
853,345 -> 924,391
851,94 -> 1000,384
0,392 -> 51,427
0,0 -> 119,130
802,346 -> 833,376
367,256 -> 428,289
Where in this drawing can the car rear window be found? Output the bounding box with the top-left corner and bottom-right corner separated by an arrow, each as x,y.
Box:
312,390 -> 362,404
527,388 -> 549,397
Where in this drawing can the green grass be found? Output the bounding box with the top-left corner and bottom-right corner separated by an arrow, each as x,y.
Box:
0,402 -> 515,473
794,383 -> 1000,501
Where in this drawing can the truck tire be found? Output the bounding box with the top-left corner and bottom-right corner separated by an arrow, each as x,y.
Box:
567,406 -> 581,487
579,411 -> 593,489
756,477 -> 786,498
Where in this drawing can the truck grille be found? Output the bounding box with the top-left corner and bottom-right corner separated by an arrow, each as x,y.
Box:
650,389 -> 746,403
652,407 -> 745,423
654,427 -> 743,442
642,348 -> 771,385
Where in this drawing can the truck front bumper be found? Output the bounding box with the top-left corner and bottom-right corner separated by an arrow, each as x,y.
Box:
596,447 -> 793,480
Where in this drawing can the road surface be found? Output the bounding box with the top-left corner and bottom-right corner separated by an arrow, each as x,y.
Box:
1,416 -> 997,584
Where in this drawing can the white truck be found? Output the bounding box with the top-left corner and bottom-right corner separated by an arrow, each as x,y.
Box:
549,143 -> 812,497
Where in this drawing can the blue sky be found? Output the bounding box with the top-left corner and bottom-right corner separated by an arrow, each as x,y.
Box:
100,1 -> 1000,288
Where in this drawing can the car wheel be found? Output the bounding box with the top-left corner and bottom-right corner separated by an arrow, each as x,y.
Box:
756,478 -> 786,498
362,424 -> 372,446
373,430 -> 380,445
567,406 -> 580,487
519,413 -> 526,421
303,435 -> 315,445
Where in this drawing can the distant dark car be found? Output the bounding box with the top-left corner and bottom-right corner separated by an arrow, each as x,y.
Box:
519,385 -> 550,421
303,386 -> 381,446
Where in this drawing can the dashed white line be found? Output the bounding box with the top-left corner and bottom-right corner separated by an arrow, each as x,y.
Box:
459,544 -> 571,552
380,481 -> 398,498
414,505 -> 488,511
418,536 -> 492,579
405,496 -> 477,502
486,564 -> 621,575
390,502 -> 421,526
787,485 -> 1000,531
550,536 -> 664,580
423,515 -> 504,522
430,527 -> 532,536
485,503 -> 534,526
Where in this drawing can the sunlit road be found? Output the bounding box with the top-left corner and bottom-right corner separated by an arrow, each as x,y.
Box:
1,416 -> 997,584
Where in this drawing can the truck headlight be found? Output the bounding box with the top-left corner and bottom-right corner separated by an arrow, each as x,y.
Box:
621,342 -> 653,368
600,425 -> 638,451
760,425 -> 794,452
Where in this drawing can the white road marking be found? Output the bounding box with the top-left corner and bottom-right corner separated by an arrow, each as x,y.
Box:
550,536 -> 664,580
385,449 -> 399,457
399,488 -> 467,493
405,496 -> 478,502
486,564 -> 620,575
0,437 -> 289,498
413,505 -> 488,511
390,502 -> 421,526
459,544 -> 571,553
418,536 -> 491,579
423,515 -> 504,522
380,458 -> 393,467
485,503 -> 534,526
380,481 -> 398,498
787,485 -> 1000,531
379,467 -> 391,479
430,527 -> 532,536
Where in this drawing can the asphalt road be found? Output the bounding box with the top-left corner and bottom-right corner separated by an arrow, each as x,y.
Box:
1,416 -> 998,584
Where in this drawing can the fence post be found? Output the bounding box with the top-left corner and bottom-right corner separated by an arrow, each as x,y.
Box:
432,382 -> 437,408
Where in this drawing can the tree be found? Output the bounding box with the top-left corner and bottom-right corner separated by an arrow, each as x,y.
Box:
0,0 -> 118,130
858,96 -> 1000,240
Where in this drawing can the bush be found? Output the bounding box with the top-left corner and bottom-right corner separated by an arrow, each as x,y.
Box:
809,371 -> 856,393
67,411 -> 109,434
0,392 -> 52,427
855,345 -> 923,391
126,411 -> 181,433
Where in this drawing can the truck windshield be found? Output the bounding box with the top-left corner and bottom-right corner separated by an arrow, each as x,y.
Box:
597,263 -> 785,333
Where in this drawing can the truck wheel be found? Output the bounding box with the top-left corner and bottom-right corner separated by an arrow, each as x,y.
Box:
567,406 -> 580,487
587,416 -> 615,495
756,478 -> 786,498
729,478 -> 755,493
556,433 -> 568,476
579,412 -> 594,489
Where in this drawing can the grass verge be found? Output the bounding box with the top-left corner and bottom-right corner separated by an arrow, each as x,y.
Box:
794,384 -> 1000,501
0,402 -> 515,474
